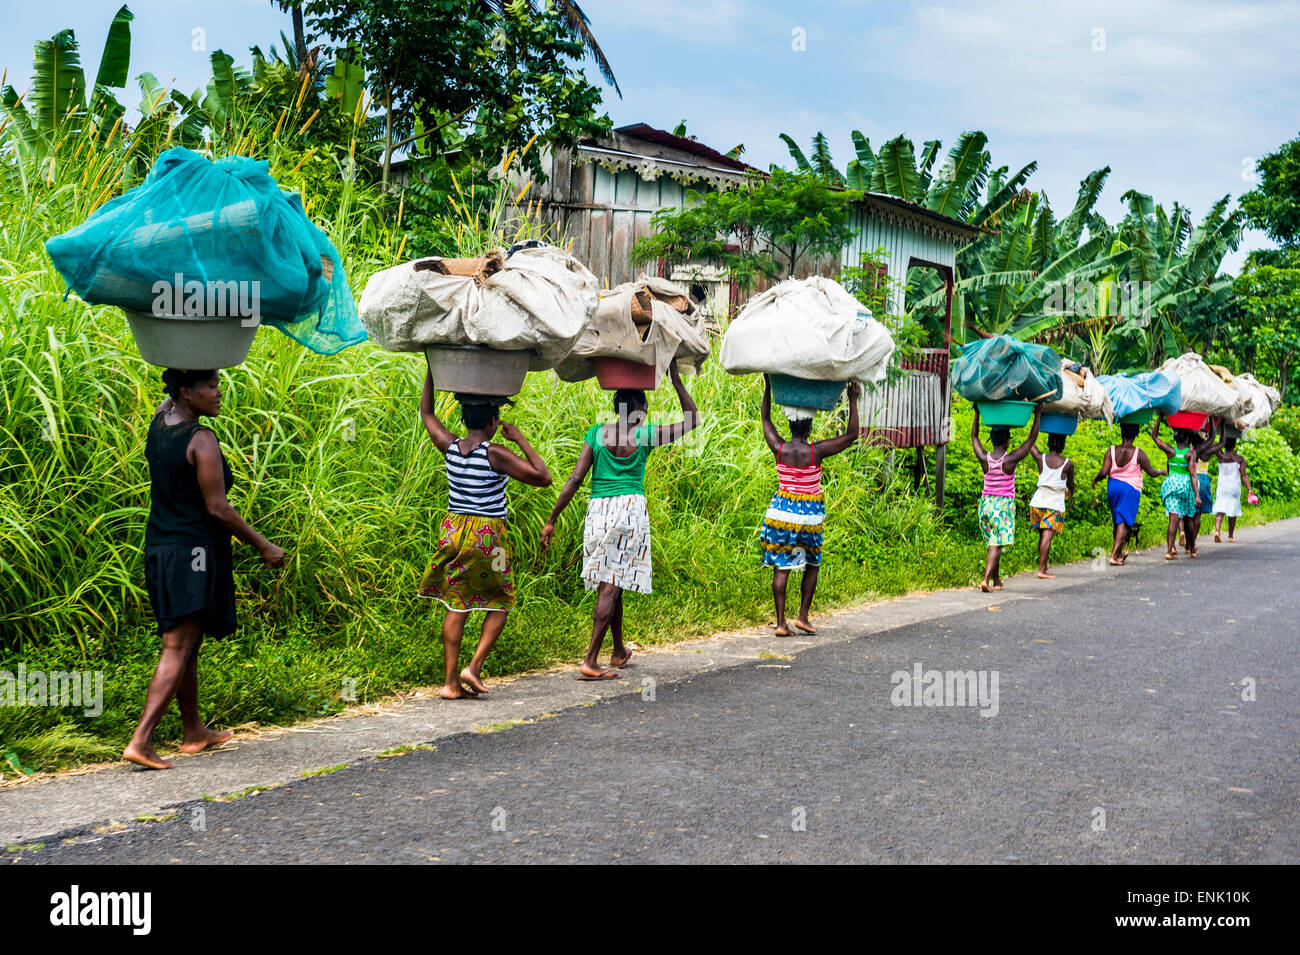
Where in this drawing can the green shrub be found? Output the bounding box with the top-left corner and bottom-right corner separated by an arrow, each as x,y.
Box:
1240,426 -> 1300,500
1267,404 -> 1300,455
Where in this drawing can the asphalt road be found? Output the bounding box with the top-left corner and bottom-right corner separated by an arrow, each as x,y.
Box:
12,532 -> 1298,864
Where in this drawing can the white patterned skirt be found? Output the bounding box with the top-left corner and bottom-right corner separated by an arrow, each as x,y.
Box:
582,494 -> 652,594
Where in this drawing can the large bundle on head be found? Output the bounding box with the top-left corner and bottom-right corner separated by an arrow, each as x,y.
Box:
553,276 -> 709,383
1158,352 -> 1239,417
45,146 -> 364,355
1097,370 -> 1182,419
951,335 -> 1062,403
1041,359 -> 1114,422
357,244 -> 599,369
1232,372 -> 1282,430
719,276 -> 895,382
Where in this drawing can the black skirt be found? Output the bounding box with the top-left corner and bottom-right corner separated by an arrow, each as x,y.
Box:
143,540 -> 237,638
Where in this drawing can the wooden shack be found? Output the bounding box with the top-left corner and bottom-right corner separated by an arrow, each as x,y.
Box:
532,123 -> 761,321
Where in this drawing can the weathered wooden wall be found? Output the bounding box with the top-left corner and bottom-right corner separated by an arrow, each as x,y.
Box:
535,149 -> 697,289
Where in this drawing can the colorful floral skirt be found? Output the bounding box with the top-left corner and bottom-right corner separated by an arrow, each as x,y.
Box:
583,494 -> 652,594
760,490 -> 825,570
978,494 -> 1015,546
1028,506 -> 1064,532
1161,473 -> 1198,518
418,513 -> 515,613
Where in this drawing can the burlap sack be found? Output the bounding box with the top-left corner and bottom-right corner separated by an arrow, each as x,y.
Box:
554,276 -> 710,383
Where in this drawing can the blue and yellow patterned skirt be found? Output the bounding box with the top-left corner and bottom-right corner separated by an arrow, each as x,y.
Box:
760,490 -> 824,570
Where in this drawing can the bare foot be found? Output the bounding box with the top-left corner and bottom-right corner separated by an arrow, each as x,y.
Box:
1165,552 -> 1179,560
1107,558 -> 1123,566
577,664 -> 621,681
460,667 -> 489,694
610,647 -> 633,669
979,581 -> 991,593
992,579 -> 1003,591
179,728 -> 233,754
438,684 -> 478,700
1227,537 -> 1236,543
1036,571 -> 1056,579
1188,549 -> 1199,559
774,624 -> 791,636
793,619 -> 817,634
123,742 -> 172,771
1214,532 -> 1222,543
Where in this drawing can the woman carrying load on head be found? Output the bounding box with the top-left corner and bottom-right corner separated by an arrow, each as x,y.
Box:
971,406 -> 1041,592
1184,423 -> 1223,554
1150,413 -> 1200,559
1213,436 -> 1254,543
758,376 -> 861,636
417,369 -> 553,700
542,362 -> 698,680
124,369 -> 287,771
1027,431 -> 1075,579
1091,422 -> 1164,565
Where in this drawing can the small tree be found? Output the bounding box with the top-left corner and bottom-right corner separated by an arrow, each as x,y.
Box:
305,0 -> 611,189
1241,134 -> 1300,251
631,167 -> 857,291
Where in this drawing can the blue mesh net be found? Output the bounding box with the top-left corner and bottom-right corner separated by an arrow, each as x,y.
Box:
952,335 -> 1062,403
1097,370 -> 1183,419
45,147 -> 366,355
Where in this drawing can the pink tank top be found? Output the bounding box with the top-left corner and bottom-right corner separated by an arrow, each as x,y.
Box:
1109,446 -> 1143,491
982,451 -> 1015,498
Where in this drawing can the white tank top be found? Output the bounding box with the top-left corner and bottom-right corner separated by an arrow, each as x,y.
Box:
1030,459 -> 1069,512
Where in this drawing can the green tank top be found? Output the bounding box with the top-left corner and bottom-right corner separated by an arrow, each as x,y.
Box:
586,422 -> 656,498
1169,446 -> 1189,475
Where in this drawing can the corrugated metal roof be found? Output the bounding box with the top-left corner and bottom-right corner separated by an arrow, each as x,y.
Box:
857,191 -> 985,239
612,123 -> 757,172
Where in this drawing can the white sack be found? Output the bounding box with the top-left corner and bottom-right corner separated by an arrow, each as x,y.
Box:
1159,352 -> 1239,416
1233,372 -> 1281,430
554,276 -> 710,383
1042,360 -> 1115,422
719,276 -> 895,383
357,245 -> 599,370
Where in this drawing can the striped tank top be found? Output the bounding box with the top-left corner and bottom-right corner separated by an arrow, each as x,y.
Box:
776,442 -> 823,496
445,438 -> 508,519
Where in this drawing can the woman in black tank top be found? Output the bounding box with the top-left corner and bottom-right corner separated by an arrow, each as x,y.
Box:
124,369 -> 287,771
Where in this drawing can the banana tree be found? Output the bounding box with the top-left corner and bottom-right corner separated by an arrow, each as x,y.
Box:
1113,191 -> 1242,366
0,6 -> 135,160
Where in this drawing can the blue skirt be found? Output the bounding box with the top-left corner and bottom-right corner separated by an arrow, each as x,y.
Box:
1107,479 -> 1141,528
1195,475 -> 1214,514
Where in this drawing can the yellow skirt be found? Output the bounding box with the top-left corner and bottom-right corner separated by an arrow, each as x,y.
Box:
418,513 -> 515,613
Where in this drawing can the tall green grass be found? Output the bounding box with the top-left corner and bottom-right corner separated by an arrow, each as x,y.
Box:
3,102 -> 1299,775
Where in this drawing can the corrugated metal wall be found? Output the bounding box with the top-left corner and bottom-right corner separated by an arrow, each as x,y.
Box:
841,207 -> 957,318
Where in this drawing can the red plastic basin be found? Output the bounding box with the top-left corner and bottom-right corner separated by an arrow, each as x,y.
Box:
1166,410 -> 1209,431
592,356 -> 657,391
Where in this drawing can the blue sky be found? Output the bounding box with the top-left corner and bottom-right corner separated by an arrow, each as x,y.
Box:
4,0 -> 1296,273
